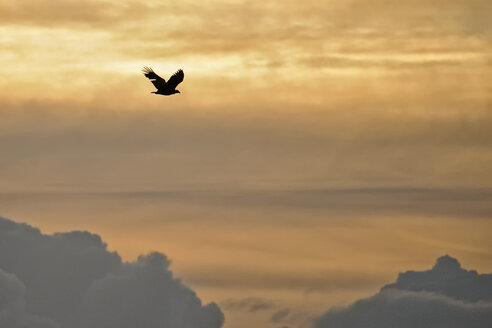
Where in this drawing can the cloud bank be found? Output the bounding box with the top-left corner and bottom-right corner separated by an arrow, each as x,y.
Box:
0,217 -> 224,328
315,255 -> 492,328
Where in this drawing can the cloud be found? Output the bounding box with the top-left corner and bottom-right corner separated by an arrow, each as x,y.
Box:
0,268 -> 59,328
315,255 -> 492,328
316,289 -> 492,328
271,308 -> 312,327
0,217 -> 224,328
1,0 -> 491,196
271,308 -> 291,323
2,97 -> 492,197
0,0 -> 153,27
220,298 -> 274,312
382,254 -> 492,302
82,252 -> 224,328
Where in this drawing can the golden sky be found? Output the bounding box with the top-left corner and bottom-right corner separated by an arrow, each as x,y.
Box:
1,1 -> 491,328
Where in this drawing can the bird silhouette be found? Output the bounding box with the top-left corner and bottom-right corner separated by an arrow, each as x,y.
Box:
142,67 -> 184,95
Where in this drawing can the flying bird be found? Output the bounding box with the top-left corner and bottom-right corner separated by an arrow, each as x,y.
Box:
142,67 -> 184,96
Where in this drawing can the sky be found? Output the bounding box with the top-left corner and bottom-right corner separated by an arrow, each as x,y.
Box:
0,0 -> 491,327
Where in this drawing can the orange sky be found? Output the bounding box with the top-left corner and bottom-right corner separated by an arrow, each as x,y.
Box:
1,1 -> 492,328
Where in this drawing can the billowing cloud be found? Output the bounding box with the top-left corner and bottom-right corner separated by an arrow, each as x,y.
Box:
82,253 -> 224,328
315,255 -> 492,328
382,255 -> 492,302
0,269 -> 59,328
316,289 -> 492,328
0,217 -> 224,328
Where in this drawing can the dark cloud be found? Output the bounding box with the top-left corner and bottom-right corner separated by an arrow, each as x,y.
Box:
315,256 -> 492,328
0,217 -> 224,328
0,218 -> 122,326
0,268 -> 59,328
220,298 -> 274,312
271,308 -> 311,327
271,309 -> 290,323
82,253 -> 224,328
382,255 -> 492,302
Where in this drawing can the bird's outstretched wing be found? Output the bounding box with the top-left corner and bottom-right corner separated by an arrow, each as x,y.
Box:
142,66 -> 166,90
166,69 -> 184,90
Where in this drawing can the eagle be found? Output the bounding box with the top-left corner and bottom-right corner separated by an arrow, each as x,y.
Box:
142,67 -> 184,95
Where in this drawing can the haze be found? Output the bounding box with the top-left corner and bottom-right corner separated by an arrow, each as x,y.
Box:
1,1 -> 491,328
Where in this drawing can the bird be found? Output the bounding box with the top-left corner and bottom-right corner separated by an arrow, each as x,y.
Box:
142,67 -> 184,95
